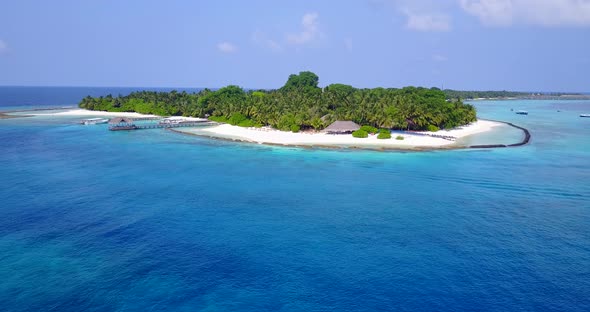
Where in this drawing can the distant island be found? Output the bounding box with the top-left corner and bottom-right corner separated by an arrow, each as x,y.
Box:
443,89 -> 589,100
443,90 -> 527,100
79,72 -> 477,132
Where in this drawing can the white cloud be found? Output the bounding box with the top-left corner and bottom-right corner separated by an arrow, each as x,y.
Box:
217,42 -> 237,53
460,0 -> 590,27
367,0 -> 454,31
373,0 -> 590,29
252,31 -> 283,52
0,40 -> 8,54
404,10 -> 452,31
252,13 -> 322,51
287,12 -> 321,44
459,0 -> 514,26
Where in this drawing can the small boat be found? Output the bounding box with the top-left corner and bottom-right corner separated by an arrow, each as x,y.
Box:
81,118 -> 109,125
581,114 -> 590,118
515,110 -> 528,115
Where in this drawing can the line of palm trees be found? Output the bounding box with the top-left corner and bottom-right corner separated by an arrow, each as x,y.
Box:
79,73 -> 476,131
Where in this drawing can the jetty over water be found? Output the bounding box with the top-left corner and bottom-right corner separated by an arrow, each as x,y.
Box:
108,117 -> 212,131
126,116 -> 162,121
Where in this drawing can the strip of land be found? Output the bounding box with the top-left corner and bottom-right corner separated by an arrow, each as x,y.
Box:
175,120 -> 502,149
8,108 -> 521,150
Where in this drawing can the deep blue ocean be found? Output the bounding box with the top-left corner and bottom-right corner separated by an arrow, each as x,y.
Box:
1,87 -> 589,311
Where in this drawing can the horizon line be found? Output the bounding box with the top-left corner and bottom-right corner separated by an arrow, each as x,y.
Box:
0,85 -> 587,94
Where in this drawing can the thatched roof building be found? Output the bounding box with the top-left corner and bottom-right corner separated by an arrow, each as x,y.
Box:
109,117 -> 134,125
108,117 -> 137,131
323,120 -> 360,134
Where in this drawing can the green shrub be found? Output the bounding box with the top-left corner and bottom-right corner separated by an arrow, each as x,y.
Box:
209,115 -> 228,123
352,130 -> 368,138
377,131 -> 391,139
427,125 -> 440,132
360,125 -> 378,134
290,125 -> 301,133
228,113 -> 247,125
237,119 -> 256,127
395,135 -> 404,140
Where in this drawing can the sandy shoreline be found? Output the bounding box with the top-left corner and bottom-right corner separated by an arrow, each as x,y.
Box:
5,108 -> 511,150
175,120 -> 503,149
25,109 -> 161,118
17,109 -> 207,121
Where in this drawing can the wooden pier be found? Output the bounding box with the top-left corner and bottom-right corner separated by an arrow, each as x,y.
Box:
108,117 -> 212,131
127,117 -> 163,121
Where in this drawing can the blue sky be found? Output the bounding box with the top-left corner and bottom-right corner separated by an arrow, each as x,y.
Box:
0,0 -> 589,91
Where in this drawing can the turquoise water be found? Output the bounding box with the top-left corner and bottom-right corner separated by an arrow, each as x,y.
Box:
1,90 -> 589,311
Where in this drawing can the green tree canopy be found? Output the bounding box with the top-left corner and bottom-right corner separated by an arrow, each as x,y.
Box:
79,72 -> 477,131
280,71 -> 320,92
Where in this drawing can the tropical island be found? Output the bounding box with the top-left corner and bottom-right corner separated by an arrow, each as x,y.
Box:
76,72 -> 523,149
80,71 -> 476,131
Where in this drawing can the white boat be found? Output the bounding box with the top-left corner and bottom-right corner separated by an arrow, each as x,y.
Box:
515,110 -> 528,115
581,114 -> 590,118
81,118 -> 109,125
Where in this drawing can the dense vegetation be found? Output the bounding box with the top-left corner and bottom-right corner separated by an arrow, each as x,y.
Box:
79,72 -> 477,131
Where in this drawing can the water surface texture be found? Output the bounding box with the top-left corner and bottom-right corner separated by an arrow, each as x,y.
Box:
1,88 -> 589,311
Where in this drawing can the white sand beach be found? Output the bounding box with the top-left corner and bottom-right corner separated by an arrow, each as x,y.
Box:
25,109 -> 208,122
16,108 -> 505,149
27,109 -> 160,118
178,119 -> 502,149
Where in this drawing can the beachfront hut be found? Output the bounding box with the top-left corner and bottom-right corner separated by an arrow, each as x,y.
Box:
109,117 -> 134,126
108,117 -> 136,130
323,120 -> 360,134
